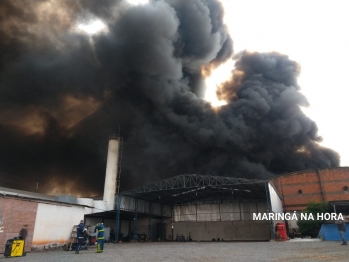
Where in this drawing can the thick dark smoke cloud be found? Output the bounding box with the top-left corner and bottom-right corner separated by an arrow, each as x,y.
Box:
0,0 -> 339,196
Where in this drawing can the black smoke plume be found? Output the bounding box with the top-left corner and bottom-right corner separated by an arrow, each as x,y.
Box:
0,0 -> 339,196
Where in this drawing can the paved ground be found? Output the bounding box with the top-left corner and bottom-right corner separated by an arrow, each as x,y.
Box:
1,241 -> 348,262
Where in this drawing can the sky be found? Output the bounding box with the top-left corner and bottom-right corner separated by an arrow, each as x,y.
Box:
207,0 -> 349,166
0,0 -> 344,195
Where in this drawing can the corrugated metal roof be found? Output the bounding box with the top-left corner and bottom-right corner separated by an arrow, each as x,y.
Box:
0,186 -> 91,207
0,186 -> 55,201
120,174 -> 268,206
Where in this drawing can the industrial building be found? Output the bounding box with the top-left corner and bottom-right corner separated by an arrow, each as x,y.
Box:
271,167 -> 349,213
0,135 -> 283,253
271,167 -> 349,230
0,187 -> 87,253
110,174 -> 283,242
1,134 -> 349,254
85,135 -> 284,242
113,166 -> 349,241
0,135 -> 123,253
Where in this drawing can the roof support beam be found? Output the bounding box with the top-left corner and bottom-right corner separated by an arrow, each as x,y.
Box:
122,174 -> 266,195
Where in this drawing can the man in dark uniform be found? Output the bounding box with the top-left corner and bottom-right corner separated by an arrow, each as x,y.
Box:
19,225 -> 28,240
76,220 -> 85,254
18,224 -> 28,253
95,223 -> 105,253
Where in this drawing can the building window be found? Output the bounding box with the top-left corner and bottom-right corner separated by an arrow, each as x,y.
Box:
343,186 -> 348,193
298,189 -> 303,196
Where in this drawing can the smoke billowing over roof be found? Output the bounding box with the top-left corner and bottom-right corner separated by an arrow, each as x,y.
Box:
0,0 -> 339,195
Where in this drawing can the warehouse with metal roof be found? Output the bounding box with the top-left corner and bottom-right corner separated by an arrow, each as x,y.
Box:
86,174 -> 283,242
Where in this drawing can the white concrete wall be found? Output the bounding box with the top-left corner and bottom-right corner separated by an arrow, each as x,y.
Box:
83,207 -> 93,214
269,183 -> 283,214
32,203 -> 85,248
93,200 -> 107,213
268,182 -> 285,228
77,198 -> 94,214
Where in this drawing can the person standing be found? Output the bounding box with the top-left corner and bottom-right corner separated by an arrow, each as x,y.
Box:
95,223 -> 105,253
76,220 -> 85,254
19,224 -> 28,240
18,224 -> 28,254
335,215 -> 348,245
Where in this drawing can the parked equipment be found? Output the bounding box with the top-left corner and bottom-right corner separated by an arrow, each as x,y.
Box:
276,223 -> 288,241
4,238 -> 26,258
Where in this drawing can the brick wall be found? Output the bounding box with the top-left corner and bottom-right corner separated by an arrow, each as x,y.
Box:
272,167 -> 349,212
0,197 -> 38,253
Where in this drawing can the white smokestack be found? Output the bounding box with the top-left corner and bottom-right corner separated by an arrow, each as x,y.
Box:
103,135 -> 120,210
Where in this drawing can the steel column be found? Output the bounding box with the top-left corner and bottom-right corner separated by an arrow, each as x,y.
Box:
133,198 -> 138,240
148,202 -> 152,241
171,207 -> 174,241
161,204 -> 164,224
265,182 -> 275,239
115,194 -> 122,243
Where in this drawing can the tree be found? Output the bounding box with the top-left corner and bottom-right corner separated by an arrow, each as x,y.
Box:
297,201 -> 329,237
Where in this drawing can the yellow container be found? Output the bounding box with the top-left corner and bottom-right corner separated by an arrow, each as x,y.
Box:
4,239 -> 25,258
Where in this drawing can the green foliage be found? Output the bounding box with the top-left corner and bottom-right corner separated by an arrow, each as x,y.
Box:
297,201 -> 329,236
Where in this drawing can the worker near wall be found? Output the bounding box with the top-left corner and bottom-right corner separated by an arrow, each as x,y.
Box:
95,223 -> 105,253
76,220 -> 85,254
18,224 -> 28,253
19,224 -> 28,240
